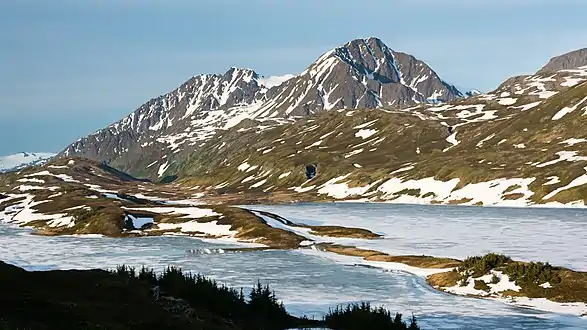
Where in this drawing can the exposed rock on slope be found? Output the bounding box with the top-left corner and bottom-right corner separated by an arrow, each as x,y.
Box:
537,48 -> 587,73
59,37 -> 465,179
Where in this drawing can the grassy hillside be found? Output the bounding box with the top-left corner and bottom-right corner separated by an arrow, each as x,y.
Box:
165,82 -> 587,206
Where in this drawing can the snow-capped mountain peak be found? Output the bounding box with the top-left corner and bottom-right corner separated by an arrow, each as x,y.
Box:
0,152 -> 56,173
274,36 -> 465,113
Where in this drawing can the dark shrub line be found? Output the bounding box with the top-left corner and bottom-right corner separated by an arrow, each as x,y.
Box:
113,265 -> 419,330
457,253 -> 562,287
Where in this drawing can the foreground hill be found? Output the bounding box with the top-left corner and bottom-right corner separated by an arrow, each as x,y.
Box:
0,261 -> 235,330
0,158 -> 380,246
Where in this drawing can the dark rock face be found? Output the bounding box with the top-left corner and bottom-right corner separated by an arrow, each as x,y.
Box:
305,164 -> 317,180
59,37 -> 466,179
538,48 -> 587,73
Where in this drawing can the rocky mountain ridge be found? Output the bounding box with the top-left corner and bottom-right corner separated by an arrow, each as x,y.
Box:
60,37 -> 468,178
537,47 -> 587,74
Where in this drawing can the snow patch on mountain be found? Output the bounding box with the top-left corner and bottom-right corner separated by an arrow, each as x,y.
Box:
257,74 -> 295,88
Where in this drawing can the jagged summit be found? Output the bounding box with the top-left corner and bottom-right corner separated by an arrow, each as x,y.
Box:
258,36 -> 464,117
537,47 -> 587,73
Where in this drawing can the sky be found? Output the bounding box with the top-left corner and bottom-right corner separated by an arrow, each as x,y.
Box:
2,0 -> 587,155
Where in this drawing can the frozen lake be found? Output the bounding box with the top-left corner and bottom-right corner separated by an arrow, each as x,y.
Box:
1,203 -> 586,329
248,203 -> 587,271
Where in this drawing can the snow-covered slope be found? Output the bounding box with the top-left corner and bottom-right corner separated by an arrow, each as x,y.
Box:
59,37 -> 465,178
0,152 -> 56,173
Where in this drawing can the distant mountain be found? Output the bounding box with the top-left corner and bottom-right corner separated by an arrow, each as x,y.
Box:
492,48 -> 587,99
59,37 -> 466,178
451,85 -> 483,97
0,152 -> 56,173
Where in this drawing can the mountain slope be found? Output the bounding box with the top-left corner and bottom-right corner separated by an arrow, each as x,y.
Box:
492,47 -> 587,100
59,37 -> 465,179
0,152 -> 56,173
170,80 -> 587,207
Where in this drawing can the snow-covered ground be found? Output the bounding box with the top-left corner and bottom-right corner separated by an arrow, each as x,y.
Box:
305,171 -> 586,207
122,206 -> 238,238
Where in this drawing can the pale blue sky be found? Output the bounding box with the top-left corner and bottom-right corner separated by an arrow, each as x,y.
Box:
2,0 -> 587,155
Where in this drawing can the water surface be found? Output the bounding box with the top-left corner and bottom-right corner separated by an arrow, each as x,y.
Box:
1,203 -> 586,329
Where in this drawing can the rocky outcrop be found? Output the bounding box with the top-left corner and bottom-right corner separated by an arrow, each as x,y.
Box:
492,47 -> 587,98
537,47 -> 587,73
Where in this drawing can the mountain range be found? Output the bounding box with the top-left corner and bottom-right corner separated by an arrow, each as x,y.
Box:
7,37 -> 587,207
59,37 -> 471,177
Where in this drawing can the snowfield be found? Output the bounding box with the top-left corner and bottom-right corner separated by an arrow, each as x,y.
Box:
309,171 -> 585,207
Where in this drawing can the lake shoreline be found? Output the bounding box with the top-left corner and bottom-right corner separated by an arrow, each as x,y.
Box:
3,214 -> 587,319
2,195 -> 587,322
